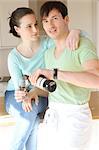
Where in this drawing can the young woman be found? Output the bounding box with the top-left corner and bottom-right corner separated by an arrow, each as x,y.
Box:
5,7 -> 80,150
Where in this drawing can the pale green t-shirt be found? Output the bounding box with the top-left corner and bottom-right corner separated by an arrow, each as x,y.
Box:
45,37 -> 98,105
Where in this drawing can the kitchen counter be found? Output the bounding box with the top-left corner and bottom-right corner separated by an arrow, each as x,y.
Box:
0,82 -> 8,115
89,91 -> 99,119
0,82 -> 7,96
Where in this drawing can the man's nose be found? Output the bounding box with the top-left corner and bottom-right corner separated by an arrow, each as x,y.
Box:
48,20 -> 54,27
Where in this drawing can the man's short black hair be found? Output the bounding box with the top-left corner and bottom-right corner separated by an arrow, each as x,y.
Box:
40,1 -> 68,19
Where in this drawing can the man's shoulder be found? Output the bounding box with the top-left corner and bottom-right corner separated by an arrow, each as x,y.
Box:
77,37 -> 97,62
74,36 -> 97,58
79,37 -> 95,48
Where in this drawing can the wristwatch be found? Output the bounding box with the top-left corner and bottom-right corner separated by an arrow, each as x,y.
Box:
53,68 -> 58,79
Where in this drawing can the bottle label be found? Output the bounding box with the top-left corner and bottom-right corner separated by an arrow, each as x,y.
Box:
36,77 -> 46,90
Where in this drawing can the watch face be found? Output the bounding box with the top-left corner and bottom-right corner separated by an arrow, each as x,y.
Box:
53,68 -> 57,79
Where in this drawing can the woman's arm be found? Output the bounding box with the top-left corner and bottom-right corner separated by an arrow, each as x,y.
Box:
66,29 -> 92,50
28,87 -> 48,99
66,29 -> 80,50
8,51 -> 23,90
15,87 -> 48,112
15,87 -> 48,102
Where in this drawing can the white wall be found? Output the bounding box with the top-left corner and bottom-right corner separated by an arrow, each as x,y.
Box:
0,49 -> 10,77
67,0 -> 93,38
96,0 -> 99,56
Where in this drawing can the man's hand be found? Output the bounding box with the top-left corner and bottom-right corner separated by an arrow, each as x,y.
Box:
29,69 -> 53,86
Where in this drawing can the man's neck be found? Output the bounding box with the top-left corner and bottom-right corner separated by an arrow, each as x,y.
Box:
55,30 -> 70,50
53,30 -> 70,59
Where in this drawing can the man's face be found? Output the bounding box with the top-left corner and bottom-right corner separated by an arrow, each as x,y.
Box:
42,9 -> 69,40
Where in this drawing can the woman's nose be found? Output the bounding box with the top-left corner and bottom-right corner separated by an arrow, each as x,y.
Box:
32,26 -> 38,33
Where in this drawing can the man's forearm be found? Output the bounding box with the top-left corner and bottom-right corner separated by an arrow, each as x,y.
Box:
29,68 -> 99,89
58,70 -> 99,89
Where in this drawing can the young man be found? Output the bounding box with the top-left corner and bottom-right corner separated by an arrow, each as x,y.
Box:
29,1 -> 99,150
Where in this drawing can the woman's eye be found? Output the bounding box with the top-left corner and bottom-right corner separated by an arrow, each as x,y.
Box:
26,25 -> 32,28
28,25 -> 32,28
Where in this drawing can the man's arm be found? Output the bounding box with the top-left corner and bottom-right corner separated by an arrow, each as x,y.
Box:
57,59 -> 99,88
29,59 -> 99,89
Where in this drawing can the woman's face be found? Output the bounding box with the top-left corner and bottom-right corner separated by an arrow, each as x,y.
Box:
15,14 -> 40,41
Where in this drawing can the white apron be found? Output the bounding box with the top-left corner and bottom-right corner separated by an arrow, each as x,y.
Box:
39,102 -> 92,150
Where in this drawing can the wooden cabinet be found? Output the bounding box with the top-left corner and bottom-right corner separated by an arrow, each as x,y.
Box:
0,0 -> 29,49
0,82 -> 8,115
89,91 -> 99,119
0,97 -> 8,116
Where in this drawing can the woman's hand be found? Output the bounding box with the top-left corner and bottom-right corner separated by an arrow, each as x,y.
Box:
15,89 -> 39,111
22,97 -> 33,112
15,90 -> 33,112
66,29 -> 80,50
15,90 -> 27,102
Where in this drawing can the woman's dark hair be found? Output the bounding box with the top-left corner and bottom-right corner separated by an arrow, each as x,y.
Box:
40,1 -> 68,19
9,7 -> 35,38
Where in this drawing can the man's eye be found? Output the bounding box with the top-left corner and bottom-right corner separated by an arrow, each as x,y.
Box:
35,23 -> 38,26
43,20 -> 48,23
53,17 -> 58,20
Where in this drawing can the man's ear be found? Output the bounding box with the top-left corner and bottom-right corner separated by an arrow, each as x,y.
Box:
64,16 -> 69,23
